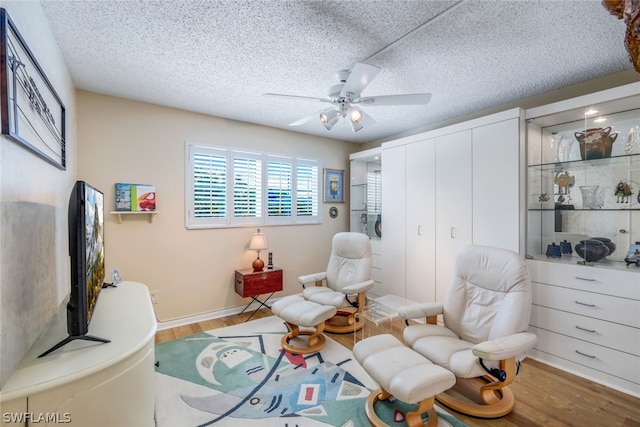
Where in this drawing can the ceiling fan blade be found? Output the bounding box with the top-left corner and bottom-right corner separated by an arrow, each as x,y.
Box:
359,93 -> 432,106
263,93 -> 332,103
340,63 -> 380,97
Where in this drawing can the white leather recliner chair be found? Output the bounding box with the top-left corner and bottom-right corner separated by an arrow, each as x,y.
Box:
399,244 -> 537,418
299,232 -> 374,333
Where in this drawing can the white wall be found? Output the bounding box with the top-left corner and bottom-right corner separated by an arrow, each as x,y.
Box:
76,91 -> 357,322
0,1 -> 76,388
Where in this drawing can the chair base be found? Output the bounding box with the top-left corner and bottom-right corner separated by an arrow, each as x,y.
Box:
435,377 -> 515,419
281,323 -> 327,354
365,388 -> 439,427
324,309 -> 364,334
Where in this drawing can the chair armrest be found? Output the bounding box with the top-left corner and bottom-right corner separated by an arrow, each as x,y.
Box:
298,272 -> 327,287
341,279 -> 375,294
398,302 -> 444,320
472,332 -> 537,361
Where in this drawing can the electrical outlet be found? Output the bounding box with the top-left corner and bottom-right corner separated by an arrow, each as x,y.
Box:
150,290 -> 159,305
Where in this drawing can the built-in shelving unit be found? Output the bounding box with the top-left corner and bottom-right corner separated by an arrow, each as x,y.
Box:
110,211 -> 157,223
349,147 -> 383,296
525,82 -> 640,398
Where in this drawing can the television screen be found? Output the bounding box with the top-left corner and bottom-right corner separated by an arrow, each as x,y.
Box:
84,182 -> 105,323
39,181 -> 110,357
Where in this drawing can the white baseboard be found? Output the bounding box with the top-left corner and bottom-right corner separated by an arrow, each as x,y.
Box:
156,297 -> 282,331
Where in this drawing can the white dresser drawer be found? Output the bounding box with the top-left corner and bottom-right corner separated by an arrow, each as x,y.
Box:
530,305 -> 640,356
532,282 -> 640,327
526,259 -> 640,300
531,327 -> 640,385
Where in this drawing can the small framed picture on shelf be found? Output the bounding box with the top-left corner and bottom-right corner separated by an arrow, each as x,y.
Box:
323,168 -> 344,203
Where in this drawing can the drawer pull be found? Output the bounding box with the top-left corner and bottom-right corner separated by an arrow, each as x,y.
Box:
575,300 -> 596,307
575,325 -> 596,333
575,350 -> 596,359
575,276 -> 596,282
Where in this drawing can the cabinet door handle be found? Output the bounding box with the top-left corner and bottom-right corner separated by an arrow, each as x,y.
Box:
575,350 -> 596,359
418,225 -> 422,236
575,276 -> 596,282
450,227 -> 456,239
575,300 -> 596,307
575,325 -> 596,333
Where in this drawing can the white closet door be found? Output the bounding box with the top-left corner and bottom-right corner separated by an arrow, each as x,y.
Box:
380,144 -> 406,298
406,138 -> 436,302
435,130 -> 472,301
472,118 -> 521,252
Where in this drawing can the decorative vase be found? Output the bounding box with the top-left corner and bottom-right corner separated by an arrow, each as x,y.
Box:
558,137 -> 574,162
625,126 -> 640,154
575,239 -> 610,263
574,127 -> 618,160
579,185 -> 604,209
591,237 -> 616,257
374,214 -> 382,238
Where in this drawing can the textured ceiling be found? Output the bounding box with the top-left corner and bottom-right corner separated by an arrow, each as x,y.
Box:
40,0 -> 634,143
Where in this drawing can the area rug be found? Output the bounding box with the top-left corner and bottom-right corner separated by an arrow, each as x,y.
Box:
155,315 -> 467,427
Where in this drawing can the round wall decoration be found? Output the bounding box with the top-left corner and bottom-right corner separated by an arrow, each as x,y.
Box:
329,207 -> 338,218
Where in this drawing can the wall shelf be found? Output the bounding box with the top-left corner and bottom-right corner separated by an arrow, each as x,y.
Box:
110,211 -> 157,223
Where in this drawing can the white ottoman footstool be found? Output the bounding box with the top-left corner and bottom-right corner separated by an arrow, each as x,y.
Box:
353,334 -> 456,427
271,294 -> 337,354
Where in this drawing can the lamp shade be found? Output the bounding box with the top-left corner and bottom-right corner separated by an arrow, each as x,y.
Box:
249,233 -> 268,251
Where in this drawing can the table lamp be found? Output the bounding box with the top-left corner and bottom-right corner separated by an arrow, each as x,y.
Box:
249,228 -> 268,271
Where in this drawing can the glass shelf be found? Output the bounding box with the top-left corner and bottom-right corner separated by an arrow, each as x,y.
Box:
529,152 -> 640,171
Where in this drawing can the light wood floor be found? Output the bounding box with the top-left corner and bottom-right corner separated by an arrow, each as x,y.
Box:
155,308 -> 640,427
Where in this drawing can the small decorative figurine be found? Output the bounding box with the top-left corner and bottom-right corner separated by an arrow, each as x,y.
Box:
624,242 -> 640,268
538,193 -> 550,202
615,181 -> 633,203
559,240 -> 572,255
554,171 -> 575,208
546,243 -> 562,258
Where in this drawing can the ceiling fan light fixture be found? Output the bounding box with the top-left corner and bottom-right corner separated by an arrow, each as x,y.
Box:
350,120 -> 363,132
320,109 -> 339,130
348,106 -> 363,124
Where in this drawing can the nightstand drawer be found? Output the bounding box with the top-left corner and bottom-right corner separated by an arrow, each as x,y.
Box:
235,269 -> 283,297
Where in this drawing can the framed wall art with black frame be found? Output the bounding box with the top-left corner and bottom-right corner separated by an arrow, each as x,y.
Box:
323,168 -> 344,203
0,8 -> 66,170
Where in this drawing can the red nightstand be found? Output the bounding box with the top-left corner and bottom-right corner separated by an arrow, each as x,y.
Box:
234,267 -> 283,321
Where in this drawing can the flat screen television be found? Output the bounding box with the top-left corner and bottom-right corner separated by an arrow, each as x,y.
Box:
39,181 -> 110,357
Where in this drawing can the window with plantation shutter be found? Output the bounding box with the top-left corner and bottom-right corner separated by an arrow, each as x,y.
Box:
296,160 -> 319,219
267,157 -> 292,219
189,145 -> 227,227
233,153 -> 262,223
186,142 -> 321,228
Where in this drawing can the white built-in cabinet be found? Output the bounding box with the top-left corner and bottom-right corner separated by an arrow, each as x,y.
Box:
405,139 -> 436,302
434,130 -> 473,301
349,148 -> 384,295
381,108 -> 524,301
524,82 -> 640,397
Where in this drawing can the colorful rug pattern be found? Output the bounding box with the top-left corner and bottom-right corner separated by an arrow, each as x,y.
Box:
154,315 -> 466,427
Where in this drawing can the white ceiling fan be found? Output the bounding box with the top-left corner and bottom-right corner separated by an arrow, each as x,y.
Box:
263,63 -> 432,132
